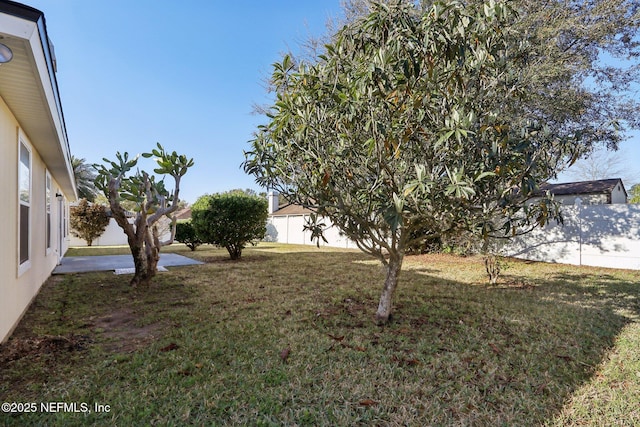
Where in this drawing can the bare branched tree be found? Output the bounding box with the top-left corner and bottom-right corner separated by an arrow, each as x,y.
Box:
563,147 -> 640,186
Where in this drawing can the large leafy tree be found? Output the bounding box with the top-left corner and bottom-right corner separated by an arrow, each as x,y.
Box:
95,144 -> 194,287
244,0 -> 622,323
331,0 -> 640,155
191,190 -> 268,260
511,0 -> 640,154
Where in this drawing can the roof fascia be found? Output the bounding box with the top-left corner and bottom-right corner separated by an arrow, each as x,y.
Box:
0,0 -> 42,22
0,1 -> 77,199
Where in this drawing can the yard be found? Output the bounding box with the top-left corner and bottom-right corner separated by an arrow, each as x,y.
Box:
1,243 -> 639,426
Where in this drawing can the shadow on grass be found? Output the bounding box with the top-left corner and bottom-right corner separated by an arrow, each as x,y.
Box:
292,252 -> 635,425
503,269 -> 640,318
0,248 -> 636,425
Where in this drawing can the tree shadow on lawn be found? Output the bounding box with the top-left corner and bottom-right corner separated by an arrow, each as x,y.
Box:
0,249 -> 635,425
173,249 -> 632,423
302,252 -> 635,424
499,266 -> 640,318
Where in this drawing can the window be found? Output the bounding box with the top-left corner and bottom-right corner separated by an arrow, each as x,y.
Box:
18,139 -> 31,274
63,199 -> 68,237
45,171 -> 52,253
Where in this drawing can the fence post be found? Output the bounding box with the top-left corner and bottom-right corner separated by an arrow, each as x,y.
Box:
575,197 -> 582,266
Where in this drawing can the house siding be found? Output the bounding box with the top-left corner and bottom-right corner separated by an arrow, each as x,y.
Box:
537,179 -> 628,205
1,2 -> 77,342
553,187 -> 627,205
611,184 -> 627,204
0,97 -> 70,342
554,193 -> 609,205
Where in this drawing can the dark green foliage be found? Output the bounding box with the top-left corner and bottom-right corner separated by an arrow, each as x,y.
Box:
630,184 -> 640,204
69,199 -> 110,246
405,225 -> 442,255
175,220 -> 203,251
191,191 -> 268,260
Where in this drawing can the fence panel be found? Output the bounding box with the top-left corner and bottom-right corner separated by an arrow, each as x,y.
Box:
504,204 -> 640,270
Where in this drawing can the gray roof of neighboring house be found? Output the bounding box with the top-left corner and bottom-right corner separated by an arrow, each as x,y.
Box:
537,178 -> 627,197
175,207 -> 192,220
271,204 -> 314,216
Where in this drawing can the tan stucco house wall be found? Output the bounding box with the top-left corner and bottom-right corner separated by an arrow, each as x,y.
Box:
0,1 -> 77,342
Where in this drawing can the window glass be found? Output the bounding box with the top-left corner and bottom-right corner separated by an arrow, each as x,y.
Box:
19,144 -> 29,204
19,141 -> 31,268
46,172 -> 52,251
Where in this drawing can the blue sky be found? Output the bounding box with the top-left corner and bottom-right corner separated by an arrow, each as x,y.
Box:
28,1 -> 640,203
28,0 -> 343,203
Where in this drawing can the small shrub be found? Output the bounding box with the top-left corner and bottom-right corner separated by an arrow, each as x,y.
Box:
484,254 -> 501,284
70,199 -> 110,246
175,220 -> 202,251
191,191 -> 268,260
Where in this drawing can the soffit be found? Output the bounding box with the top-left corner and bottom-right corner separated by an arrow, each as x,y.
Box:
0,15 -> 76,199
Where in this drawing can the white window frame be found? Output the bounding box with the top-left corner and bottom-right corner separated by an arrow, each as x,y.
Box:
64,199 -> 68,237
45,170 -> 52,254
18,136 -> 32,276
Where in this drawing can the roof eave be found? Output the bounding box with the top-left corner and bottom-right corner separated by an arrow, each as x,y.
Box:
0,1 -> 77,200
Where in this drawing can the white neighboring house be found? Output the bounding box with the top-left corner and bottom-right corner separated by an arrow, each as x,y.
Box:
536,178 -> 628,205
266,192 -> 357,248
0,1 -> 77,342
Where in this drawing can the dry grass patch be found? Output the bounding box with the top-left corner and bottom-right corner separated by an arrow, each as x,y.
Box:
1,243 -> 638,425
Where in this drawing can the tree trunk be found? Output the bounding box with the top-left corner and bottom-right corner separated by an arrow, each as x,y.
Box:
375,253 -> 403,325
227,244 -> 242,260
129,233 -> 159,288
103,167 -> 184,289
130,251 -> 157,287
129,243 -> 147,287
484,254 -> 500,285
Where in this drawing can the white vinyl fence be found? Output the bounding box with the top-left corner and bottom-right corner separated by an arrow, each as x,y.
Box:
266,215 -> 357,249
268,204 -> 640,271
503,204 -> 640,270
70,218 -> 172,247
69,218 -> 127,246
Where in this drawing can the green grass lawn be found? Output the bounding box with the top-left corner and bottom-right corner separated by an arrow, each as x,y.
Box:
1,243 -> 639,426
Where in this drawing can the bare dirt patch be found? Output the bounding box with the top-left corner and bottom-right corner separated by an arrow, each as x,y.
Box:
0,334 -> 90,364
0,310 -> 163,364
92,309 -> 164,353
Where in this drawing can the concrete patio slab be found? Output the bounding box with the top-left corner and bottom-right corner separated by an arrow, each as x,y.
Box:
114,266 -> 168,275
53,253 -> 204,274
